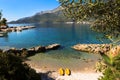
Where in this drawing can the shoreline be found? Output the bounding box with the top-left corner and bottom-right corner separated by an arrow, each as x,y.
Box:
0,26 -> 35,32
25,60 -> 103,80
25,52 -> 102,80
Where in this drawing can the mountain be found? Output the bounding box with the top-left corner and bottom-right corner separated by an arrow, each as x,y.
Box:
9,6 -> 71,24
35,6 -> 63,15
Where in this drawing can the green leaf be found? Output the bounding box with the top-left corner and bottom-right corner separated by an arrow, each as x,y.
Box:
100,53 -> 113,66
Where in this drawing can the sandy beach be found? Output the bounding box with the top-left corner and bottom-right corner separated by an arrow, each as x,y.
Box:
26,60 -> 103,80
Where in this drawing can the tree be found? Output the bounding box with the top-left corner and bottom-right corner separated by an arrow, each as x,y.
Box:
0,10 -> 2,26
0,18 -> 7,26
58,0 -> 120,80
58,0 -> 120,37
0,52 -> 41,80
0,10 -> 8,27
0,10 -> 2,20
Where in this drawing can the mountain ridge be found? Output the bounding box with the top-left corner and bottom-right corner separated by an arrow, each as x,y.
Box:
9,6 -> 71,24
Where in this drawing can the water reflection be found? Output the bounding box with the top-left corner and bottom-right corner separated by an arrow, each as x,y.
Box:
0,23 -> 110,48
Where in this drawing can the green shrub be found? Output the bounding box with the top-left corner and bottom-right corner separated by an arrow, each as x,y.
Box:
97,46 -> 120,80
0,52 -> 41,80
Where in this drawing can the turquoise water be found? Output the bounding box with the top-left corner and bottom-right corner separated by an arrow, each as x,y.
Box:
0,23 -> 110,56
0,23 -> 110,70
0,23 -> 109,48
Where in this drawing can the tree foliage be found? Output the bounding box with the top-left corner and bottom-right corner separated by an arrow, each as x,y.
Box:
0,10 -> 2,20
0,10 -> 7,27
59,0 -> 120,37
0,18 -> 7,26
0,52 -> 41,80
59,0 -> 120,80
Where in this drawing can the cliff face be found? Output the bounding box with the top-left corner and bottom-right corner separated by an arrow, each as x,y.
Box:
9,6 -> 71,24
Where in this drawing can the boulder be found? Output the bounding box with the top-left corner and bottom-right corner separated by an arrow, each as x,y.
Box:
21,48 -> 27,51
34,46 -> 46,52
28,47 -> 36,54
46,44 -> 60,50
28,47 -> 35,51
27,50 -> 36,55
20,48 -> 28,57
6,48 -> 17,53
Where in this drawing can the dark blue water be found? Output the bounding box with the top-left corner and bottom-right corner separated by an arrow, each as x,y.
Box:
0,23 -> 110,48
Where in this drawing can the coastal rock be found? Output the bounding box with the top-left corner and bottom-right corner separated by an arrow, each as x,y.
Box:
6,48 -> 17,53
108,45 -> 120,57
35,46 -> 46,52
28,47 -> 35,51
72,44 -> 111,54
27,50 -> 35,55
46,44 -> 60,50
21,48 -> 28,57
0,26 -> 35,32
21,48 -> 27,51
1,43 -> 61,57
4,48 -> 22,56
27,48 -> 36,56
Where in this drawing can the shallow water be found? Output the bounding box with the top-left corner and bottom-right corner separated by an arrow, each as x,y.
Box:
27,52 -> 101,72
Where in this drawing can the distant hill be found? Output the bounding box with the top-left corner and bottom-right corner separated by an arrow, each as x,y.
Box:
9,6 -> 72,24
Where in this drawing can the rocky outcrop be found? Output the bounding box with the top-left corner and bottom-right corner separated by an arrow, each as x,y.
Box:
0,26 -> 35,37
35,46 -> 46,52
45,44 -> 60,50
72,44 -> 111,54
1,43 -> 61,57
0,26 -> 35,32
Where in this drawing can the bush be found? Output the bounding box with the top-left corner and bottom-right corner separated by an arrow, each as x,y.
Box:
96,46 -> 120,80
0,52 -> 41,80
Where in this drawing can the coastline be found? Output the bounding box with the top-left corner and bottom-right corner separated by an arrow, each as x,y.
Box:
25,59 -> 102,80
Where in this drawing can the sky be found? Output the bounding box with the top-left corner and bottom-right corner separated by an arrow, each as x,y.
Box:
0,0 -> 60,21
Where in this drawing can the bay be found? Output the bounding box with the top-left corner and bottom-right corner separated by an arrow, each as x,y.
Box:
0,23 -> 109,48
0,23 -> 110,71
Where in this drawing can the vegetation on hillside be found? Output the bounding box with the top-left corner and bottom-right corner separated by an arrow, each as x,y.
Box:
9,10 -> 72,24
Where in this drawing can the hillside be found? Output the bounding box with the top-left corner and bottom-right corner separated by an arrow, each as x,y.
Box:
9,6 -> 72,23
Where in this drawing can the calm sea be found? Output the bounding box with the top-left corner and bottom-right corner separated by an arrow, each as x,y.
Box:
0,23 -> 110,61
0,23 -> 110,48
